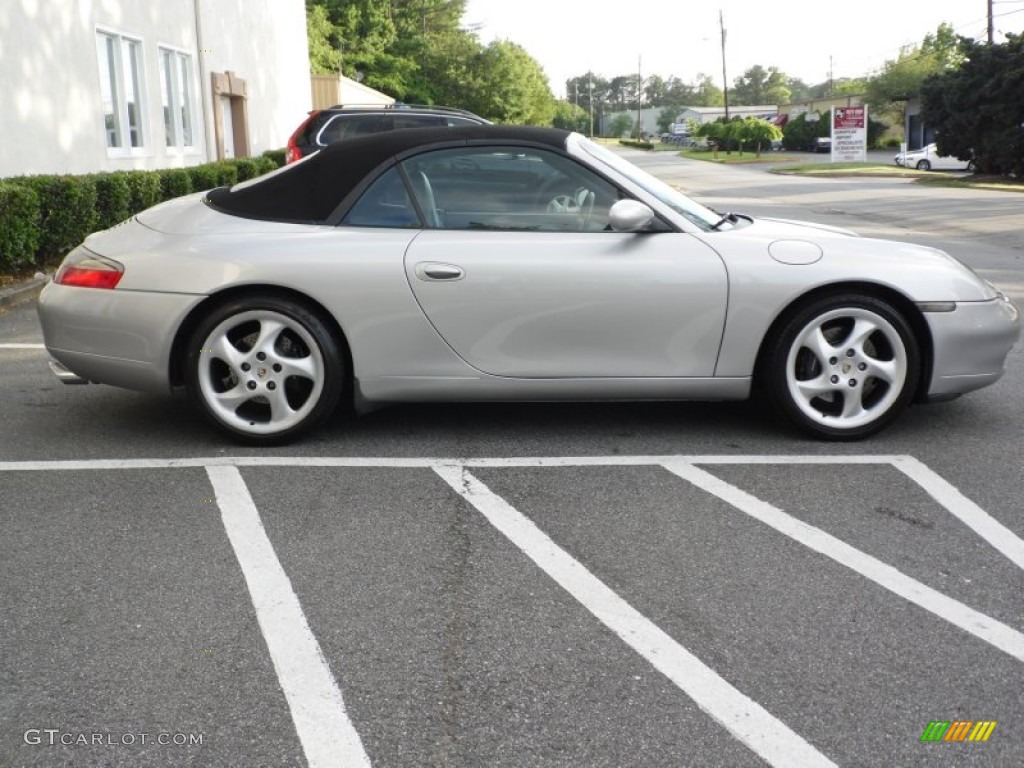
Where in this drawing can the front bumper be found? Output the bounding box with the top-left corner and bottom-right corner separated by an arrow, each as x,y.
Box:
37,282 -> 205,393
924,295 -> 1021,398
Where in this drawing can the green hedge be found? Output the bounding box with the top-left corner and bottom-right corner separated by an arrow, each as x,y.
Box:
0,151 -> 288,272
618,139 -> 654,150
90,172 -> 132,229
16,175 -> 99,261
0,183 -> 41,269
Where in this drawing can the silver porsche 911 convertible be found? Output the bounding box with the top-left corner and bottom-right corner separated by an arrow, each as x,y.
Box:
38,126 -> 1020,444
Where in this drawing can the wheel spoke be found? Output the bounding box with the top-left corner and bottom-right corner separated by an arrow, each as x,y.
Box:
265,384 -> 296,421
796,374 -> 839,400
798,326 -> 837,368
211,384 -> 254,413
845,317 -> 881,355
840,389 -> 868,420
211,335 -> 246,371
279,355 -> 318,381
252,318 -> 286,357
864,358 -> 900,385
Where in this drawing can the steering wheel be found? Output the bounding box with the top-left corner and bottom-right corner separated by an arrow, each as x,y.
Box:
546,186 -> 595,230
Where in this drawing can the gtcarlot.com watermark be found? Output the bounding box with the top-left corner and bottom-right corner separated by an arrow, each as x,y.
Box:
24,729 -> 204,747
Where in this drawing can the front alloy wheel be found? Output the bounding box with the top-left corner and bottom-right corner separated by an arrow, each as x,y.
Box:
186,296 -> 342,444
767,295 -> 921,440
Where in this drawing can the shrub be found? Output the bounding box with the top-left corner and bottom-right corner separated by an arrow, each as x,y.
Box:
187,164 -> 220,192
261,148 -> 286,168
213,163 -> 239,187
17,175 -> 99,260
0,182 -> 41,270
254,155 -> 278,175
90,172 -> 132,229
618,139 -> 654,150
227,157 -> 259,181
160,168 -> 192,201
124,171 -> 162,213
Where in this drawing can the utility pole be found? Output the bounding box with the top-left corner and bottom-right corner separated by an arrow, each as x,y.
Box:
589,71 -> 594,138
637,54 -> 643,139
720,10 -> 729,121
829,55 -> 834,98
987,0 -> 994,43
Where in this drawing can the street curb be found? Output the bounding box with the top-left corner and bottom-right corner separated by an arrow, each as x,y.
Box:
0,275 -> 47,312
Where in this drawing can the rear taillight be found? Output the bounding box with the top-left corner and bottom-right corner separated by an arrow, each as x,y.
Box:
54,249 -> 124,289
285,110 -> 320,164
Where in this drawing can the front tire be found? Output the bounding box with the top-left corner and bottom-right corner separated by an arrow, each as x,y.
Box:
764,294 -> 921,440
916,159 -> 931,171
185,295 -> 343,445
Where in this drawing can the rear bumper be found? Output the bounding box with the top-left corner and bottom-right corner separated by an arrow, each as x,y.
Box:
37,282 -> 204,393
924,295 -> 1021,397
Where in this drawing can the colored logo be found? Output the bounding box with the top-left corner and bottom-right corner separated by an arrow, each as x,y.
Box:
920,720 -> 997,742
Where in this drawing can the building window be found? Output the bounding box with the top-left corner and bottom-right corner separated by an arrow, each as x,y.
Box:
95,31 -> 146,151
160,48 -> 196,150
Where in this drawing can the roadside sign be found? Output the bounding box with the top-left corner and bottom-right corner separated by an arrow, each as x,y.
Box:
831,106 -> 867,162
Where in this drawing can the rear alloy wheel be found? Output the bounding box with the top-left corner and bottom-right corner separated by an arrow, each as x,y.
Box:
766,294 -> 920,440
916,159 -> 931,171
186,296 -> 343,444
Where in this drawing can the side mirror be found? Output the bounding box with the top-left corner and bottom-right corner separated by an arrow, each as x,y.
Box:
608,199 -> 655,232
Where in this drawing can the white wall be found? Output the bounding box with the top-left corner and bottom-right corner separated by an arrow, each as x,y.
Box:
197,0 -> 310,156
0,0 -> 310,178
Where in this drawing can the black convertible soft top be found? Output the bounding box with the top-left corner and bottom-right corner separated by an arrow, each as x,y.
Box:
206,125 -> 572,223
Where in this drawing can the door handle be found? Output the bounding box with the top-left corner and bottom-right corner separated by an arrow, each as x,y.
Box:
415,262 -> 465,281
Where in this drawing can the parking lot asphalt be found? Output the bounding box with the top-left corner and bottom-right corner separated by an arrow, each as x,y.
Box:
2,156 -> 1022,767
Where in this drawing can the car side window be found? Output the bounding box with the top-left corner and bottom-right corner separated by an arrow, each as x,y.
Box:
342,166 -> 421,229
392,114 -> 446,130
319,114 -> 393,144
399,146 -> 621,232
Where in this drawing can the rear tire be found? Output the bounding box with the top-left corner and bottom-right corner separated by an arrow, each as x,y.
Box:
764,294 -> 921,440
185,295 -> 343,445
916,159 -> 931,171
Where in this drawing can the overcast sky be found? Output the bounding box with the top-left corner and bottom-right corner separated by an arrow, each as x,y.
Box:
463,0 -> 1024,98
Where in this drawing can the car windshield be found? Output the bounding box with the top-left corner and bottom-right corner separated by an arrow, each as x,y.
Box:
571,134 -> 722,230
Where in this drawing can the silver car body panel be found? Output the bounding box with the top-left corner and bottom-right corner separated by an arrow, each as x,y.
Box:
38,136 -> 1020,411
923,296 -> 1020,395
38,282 -> 204,392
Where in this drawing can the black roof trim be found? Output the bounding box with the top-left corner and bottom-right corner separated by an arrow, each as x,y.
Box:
207,126 -> 572,223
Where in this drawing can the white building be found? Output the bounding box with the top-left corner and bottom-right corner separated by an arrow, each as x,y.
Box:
676,105 -> 778,125
0,0 -> 311,177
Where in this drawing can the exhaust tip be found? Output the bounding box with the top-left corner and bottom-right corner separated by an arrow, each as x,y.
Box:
49,358 -> 89,385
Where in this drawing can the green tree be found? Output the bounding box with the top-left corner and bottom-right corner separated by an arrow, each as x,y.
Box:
921,33 -> 1024,175
738,117 -> 782,156
731,65 -> 791,106
657,106 -> 680,134
307,3 -> 342,74
608,113 -> 633,137
865,22 -> 962,136
464,40 -> 555,125
551,100 -> 589,132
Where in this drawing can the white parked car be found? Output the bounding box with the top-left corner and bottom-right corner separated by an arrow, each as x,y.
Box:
895,143 -> 976,172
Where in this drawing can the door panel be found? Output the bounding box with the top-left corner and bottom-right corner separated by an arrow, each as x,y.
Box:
404,231 -> 728,378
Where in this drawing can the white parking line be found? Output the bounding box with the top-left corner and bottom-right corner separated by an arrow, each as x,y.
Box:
0,454 -> 909,471
894,456 -> 1024,571
664,461 -> 1024,664
0,343 -> 45,349
206,466 -> 371,768
434,464 -> 836,768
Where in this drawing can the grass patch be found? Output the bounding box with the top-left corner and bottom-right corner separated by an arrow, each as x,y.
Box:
770,163 -> 1024,191
913,175 -> 1024,193
678,149 -> 793,164
771,162 -> 922,176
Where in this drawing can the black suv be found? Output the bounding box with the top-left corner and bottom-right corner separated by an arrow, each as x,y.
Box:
285,104 -> 489,163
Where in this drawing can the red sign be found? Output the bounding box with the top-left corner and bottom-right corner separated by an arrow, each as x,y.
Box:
833,106 -> 865,129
